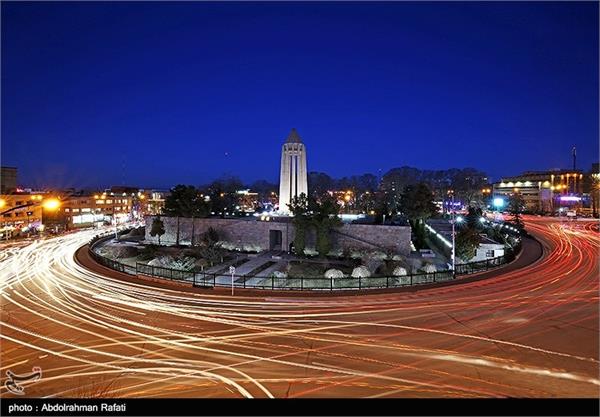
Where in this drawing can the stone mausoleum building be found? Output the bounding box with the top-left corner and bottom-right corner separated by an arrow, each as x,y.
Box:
144,128 -> 411,256
145,216 -> 411,256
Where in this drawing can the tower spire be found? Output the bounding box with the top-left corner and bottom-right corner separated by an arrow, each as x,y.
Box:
286,128 -> 302,143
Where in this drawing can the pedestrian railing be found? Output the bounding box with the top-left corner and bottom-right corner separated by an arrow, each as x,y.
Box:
87,239 -> 521,291
136,263 -> 194,282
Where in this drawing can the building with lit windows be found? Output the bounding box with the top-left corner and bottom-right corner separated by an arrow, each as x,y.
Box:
0,192 -> 55,238
60,193 -> 134,228
1,194 -> 44,232
236,189 -> 259,212
492,170 -> 584,213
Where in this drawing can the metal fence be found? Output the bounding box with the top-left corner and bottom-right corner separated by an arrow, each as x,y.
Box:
189,269 -> 456,291
137,263 -> 195,282
87,238 -> 521,291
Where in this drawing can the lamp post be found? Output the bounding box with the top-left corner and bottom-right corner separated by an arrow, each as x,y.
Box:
449,192 -> 456,272
229,266 -> 236,296
111,193 -> 118,240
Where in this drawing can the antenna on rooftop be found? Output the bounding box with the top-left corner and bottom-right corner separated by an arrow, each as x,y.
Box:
572,146 -> 576,171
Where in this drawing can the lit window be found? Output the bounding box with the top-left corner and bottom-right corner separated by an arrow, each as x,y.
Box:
96,200 -> 104,204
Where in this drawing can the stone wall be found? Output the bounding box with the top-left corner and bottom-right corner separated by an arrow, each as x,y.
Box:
145,216 -> 411,255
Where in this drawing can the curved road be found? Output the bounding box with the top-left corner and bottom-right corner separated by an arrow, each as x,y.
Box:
1,217 -> 598,398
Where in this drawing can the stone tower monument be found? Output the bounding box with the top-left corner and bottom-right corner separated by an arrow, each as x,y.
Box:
278,128 -> 308,214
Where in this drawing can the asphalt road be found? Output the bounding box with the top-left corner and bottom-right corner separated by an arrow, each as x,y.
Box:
1,217 -> 598,398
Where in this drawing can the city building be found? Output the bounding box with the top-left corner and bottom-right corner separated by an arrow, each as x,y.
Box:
582,162 -> 600,217
278,128 -> 308,213
0,193 -> 46,237
59,192 -> 134,228
1,166 -> 18,194
143,189 -> 169,215
492,170 -> 584,213
235,189 -> 259,213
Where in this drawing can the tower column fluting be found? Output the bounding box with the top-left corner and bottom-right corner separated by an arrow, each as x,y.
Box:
278,129 -> 308,214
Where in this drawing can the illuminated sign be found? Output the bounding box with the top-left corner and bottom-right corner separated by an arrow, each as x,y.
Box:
559,196 -> 581,202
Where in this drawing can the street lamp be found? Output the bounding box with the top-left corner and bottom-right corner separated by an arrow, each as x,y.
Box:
41,198 -> 61,235
449,191 -> 458,272
451,208 -> 463,273
229,265 -> 236,296
42,198 -> 60,210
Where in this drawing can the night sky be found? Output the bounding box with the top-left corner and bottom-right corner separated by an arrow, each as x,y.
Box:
2,2 -> 598,190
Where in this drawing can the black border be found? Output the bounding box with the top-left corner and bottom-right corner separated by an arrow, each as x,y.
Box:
1,398 -> 598,416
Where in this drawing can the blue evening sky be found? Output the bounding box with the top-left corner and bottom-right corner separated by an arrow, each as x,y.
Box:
1,1 -> 598,189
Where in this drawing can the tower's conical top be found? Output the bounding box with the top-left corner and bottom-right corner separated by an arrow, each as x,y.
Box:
286,128 -> 302,143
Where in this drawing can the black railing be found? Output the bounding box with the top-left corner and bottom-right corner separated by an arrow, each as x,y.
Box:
87,238 -> 522,291
184,268 -> 457,291
136,263 -> 194,281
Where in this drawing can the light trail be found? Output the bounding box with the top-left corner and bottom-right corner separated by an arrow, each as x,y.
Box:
1,217 -> 598,398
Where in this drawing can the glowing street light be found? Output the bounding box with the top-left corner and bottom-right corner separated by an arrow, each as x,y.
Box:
42,198 -> 60,210
0,199 -> 5,209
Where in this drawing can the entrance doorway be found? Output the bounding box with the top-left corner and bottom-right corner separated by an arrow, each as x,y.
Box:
269,229 -> 282,251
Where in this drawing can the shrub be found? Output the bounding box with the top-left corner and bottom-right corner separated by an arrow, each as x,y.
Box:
148,255 -> 175,267
327,248 -> 343,258
271,271 -> 287,279
303,247 -> 318,257
350,249 -> 365,259
392,266 -> 408,276
367,250 -> 387,261
98,245 -> 139,260
138,244 -> 160,261
422,263 -> 437,273
351,266 -> 371,278
217,241 -> 236,251
324,269 -> 345,278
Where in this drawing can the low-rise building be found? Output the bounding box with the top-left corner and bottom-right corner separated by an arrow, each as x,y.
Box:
471,236 -> 505,263
59,192 -> 134,228
425,219 -> 505,264
0,192 -> 51,238
493,170 -> 584,213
